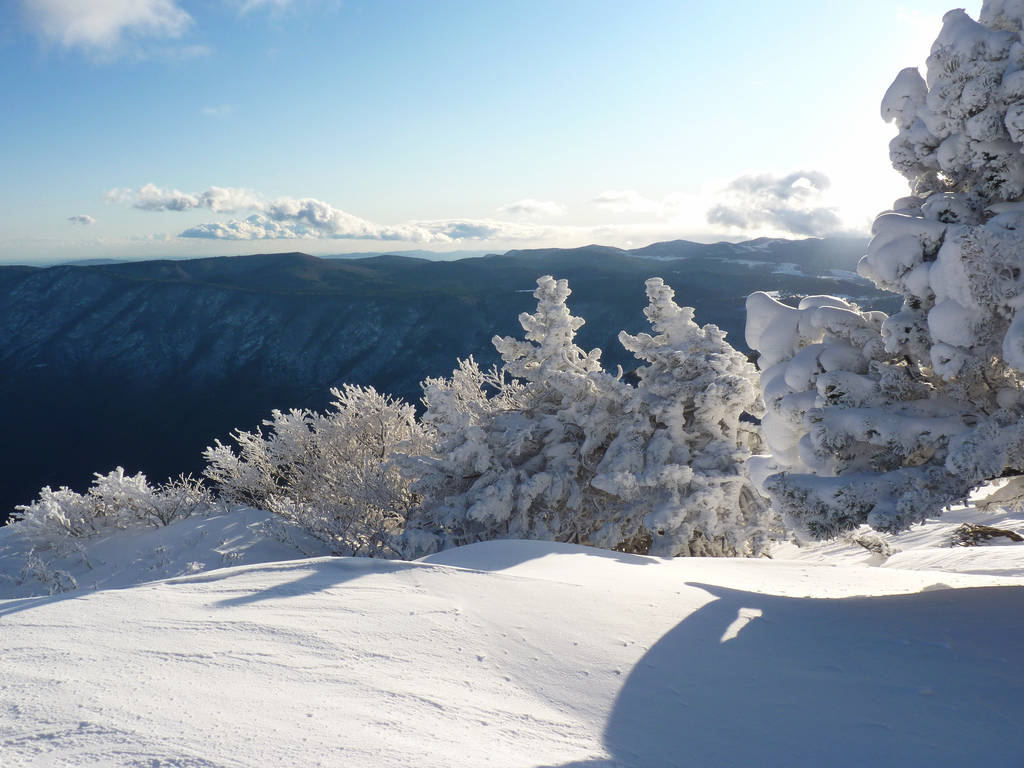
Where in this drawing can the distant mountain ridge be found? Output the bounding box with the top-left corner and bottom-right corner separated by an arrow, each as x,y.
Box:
34,237 -> 863,269
503,235 -> 868,267
0,236 -> 892,522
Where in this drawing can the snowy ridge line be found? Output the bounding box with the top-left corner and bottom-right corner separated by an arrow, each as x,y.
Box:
147,540 -> 1024,599
162,554 -> 414,585
159,554 -> 607,591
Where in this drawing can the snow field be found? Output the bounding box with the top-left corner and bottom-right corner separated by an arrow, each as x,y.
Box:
2,527 -> 1024,767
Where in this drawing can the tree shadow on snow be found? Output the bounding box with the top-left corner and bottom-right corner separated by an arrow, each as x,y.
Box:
549,583 -> 1024,768
0,591 -> 77,618
204,557 -> 422,608
0,557 -> 423,616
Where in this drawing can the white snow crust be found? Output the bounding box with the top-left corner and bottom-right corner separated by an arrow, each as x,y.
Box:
2,506 -> 1024,767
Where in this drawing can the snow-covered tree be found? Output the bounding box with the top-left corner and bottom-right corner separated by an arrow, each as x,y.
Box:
613,278 -> 770,555
392,356 -> 520,555
491,275 -> 605,381
400,276 -> 770,557
204,384 -> 429,556
748,2 -> 1024,537
399,276 -> 626,554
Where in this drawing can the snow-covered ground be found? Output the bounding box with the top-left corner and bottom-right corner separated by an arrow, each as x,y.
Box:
0,507 -> 332,600
2,505 -> 1023,767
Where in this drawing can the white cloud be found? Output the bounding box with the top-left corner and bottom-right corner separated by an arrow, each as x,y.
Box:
108,175 -> 854,248
178,210 -> 412,242
203,186 -> 263,213
123,181 -> 824,247
705,171 -> 843,237
180,206 -> 545,244
104,187 -> 133,204
21,0 -> 192,52
496,198 -> 566,218
262,197 -> 390,238
411,219 -> 545,243
112,182 -> 546,243
134,183 -> 201,211
234,0 -> 295,12
180,215 -> 298,241
591,189 -> 657,214
67,214 -> 96,225
114,183 -> 262,213
589,189 -> 683,217
201,104 -> 233,117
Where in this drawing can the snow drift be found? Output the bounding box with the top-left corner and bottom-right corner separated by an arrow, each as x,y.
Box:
2,510 -> 1024,767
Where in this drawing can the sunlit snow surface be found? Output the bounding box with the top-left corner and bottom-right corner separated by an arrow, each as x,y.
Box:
2,505 -> 1024,767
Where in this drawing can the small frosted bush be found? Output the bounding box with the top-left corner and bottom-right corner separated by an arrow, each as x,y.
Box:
204,384 -> 429,557
12,468 -> 214,546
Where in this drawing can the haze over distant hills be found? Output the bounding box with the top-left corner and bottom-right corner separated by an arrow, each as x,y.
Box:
0,236 -> 894,523
39,249 -> 495,268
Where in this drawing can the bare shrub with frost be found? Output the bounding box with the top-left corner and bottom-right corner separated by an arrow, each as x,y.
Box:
204,384 -> 429,556
18,549 -> 78,595
11,468 -> 214,546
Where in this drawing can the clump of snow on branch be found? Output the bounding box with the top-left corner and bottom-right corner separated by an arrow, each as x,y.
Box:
747,2 -> 1024,538
400,276 -> 771,557
204,384 -> 429,557
745,291 -> 976,537
872,2 -> 1024,376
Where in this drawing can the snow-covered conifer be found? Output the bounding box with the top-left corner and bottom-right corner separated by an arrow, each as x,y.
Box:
744,291 -> 974,536
402,276 -> 769,557
393,357 -> 522,555
400,277 -> 626,554
491,275 -> 604,380
612,278 -> 770,555
748,2 -> 1024,537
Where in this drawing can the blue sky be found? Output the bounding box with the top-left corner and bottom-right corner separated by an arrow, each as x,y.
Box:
1,0 -> 959,263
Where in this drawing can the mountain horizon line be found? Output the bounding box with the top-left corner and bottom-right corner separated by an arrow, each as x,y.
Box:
4,233 -> 872,270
